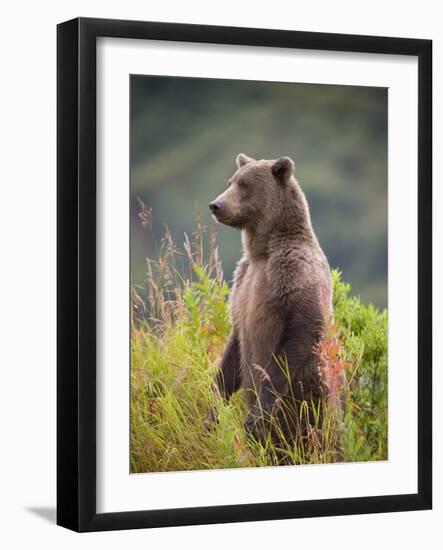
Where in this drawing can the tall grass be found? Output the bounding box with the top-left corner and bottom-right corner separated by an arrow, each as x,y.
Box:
130,209 -> 388,472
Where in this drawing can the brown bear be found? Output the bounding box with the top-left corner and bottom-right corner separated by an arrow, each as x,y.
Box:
207,153 -> 332,447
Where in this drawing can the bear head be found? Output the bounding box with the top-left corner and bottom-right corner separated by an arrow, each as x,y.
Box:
209,153 -> 298,232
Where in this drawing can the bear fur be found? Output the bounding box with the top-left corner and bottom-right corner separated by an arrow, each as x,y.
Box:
207,153 -> 332,445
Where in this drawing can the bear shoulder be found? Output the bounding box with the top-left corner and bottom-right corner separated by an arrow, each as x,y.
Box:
265,241 -> 327,308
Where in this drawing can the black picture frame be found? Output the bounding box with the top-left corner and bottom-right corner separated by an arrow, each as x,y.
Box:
57,17 -> 432,532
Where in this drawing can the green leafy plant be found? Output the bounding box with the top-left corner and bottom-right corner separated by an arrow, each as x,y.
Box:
130,212 -> 388,472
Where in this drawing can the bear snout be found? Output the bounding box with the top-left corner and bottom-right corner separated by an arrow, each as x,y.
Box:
209,200 -> 222,214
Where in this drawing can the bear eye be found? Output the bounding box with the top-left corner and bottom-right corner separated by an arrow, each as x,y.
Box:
238,180 -> 247,189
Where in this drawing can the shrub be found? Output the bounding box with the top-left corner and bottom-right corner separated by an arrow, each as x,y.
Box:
130,215 -> 388,472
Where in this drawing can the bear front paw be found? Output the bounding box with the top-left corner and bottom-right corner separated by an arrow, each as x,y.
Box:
203,406 -> 219,431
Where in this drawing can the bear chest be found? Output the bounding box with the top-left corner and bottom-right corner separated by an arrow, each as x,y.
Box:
232,261 -> 281,366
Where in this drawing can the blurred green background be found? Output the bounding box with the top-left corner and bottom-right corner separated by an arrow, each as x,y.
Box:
131,76 -> 387,309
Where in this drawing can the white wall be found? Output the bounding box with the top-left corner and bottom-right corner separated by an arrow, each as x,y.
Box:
0,1 -> 440,547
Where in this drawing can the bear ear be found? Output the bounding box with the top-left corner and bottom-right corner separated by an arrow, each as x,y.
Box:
236,153 -> 255,168
272,156 -> 294,183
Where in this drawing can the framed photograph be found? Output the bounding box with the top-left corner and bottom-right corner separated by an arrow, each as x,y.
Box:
57,17 -> 432,532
